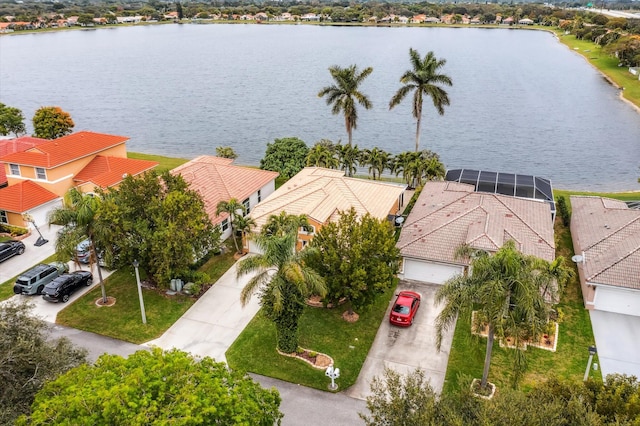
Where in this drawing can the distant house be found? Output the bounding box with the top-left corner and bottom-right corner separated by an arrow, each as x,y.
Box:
170,156 -> 279,240
519,18 -> 534,25
424,17 -> 441,24
255,12 -> 269,21
248,167 -> 406,253
410,14 -> 426,24
300,13 -> 320,22
502,17 -> 514,25
397,182 -> 555,284
0,131 -> 157,228
570,196 -> 640,317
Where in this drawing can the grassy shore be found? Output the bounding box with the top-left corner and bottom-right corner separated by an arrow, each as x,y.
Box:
128,152 -> 188,172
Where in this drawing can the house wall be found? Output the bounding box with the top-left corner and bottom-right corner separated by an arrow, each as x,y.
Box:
4,211 -> 26,227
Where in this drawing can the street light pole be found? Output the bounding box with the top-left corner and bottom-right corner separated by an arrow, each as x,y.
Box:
133,260 -> 147,324
584,345 -> 597,381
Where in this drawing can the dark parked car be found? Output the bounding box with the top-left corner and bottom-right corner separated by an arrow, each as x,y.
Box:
389,291 -> 421,327
0,240 -> 26,263
42,271 -> 93,303
13,262 -> 69,295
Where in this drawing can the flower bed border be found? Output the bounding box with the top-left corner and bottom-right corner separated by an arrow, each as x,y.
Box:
471,311 -> 558,352
277,347 -> 334,370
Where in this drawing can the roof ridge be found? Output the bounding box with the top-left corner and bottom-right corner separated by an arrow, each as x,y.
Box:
403,189 -> 470,228
494,194 -> 553,249
584,214 -> 640,251
588,245 -> 640,282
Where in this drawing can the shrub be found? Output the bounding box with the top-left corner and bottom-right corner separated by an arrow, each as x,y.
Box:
0,224 -> 28,236
557,196 -> 570,226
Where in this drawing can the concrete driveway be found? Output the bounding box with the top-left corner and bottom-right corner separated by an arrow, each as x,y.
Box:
145,260 -> 260,364
589,310 -> 640,379
346,281 -> 454,400
0,224 -> 61,284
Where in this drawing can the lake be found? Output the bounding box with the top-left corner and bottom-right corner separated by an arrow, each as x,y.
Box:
0,24 -> 639,191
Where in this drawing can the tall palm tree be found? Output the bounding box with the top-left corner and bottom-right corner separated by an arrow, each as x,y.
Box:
237,232 -> 326,353
434,241 -> 571,391
216,198 -> 245,254
48,188 -> 108,304
389,49 -> 452,152
318,64 -> 373,147
233,215 -> 256,253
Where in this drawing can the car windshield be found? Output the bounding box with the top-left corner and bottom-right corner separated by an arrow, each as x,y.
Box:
16,278 -> 29,285
393,304 -> 410,315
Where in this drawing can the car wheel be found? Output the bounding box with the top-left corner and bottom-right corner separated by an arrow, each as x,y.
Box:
37,285 -> 44,295
13,285 -> 22,295
86,277 -> 93,286
17,246 -> 25,255
62,294 -> 70,303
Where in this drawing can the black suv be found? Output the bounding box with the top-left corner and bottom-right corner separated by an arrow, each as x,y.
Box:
0,240 -> 25,263
42,271 -> 93,303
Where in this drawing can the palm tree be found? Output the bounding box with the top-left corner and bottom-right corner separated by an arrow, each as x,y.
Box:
216,198 -> 245,254
48,188 -> 108,304
306,139 -> 340,169
434,241 -> 571,391
237,232 -> 326,353
361,147 -> 391,180
261,212 -> 309,239
233,215 -> 256,253
389,49 -> 452,152
318,64 -> 373,147
337,143 -> 360,177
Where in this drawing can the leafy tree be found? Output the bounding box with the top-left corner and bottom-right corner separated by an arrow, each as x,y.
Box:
215,145 -> 238,159
435,241 -> 571,391
318,64 -> 373,147
306,139 -> 340,168
361,147 -> 391,180
32,106 -> 74,139
176,2 -> 183,19
77,13 -> 94,25
20,348 -> 282,425
583,374 -> 640,424
97,171 -> 220,287
260,137 -> 308,179
389,48 -> 452,152
308,208 -> 399,316
216,197 -> 245,254
0,102 -> 26,137
1,302 -> 87,425
49,188 -> 110,304
238,231 -> 326,353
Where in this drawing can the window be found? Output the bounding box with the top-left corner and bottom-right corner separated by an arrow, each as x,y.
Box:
35,167 -> 46,180
221,219 -> 229,232
9,164 -> 19,176
0,210 -> 7,224
242,198 -> 250,215
300,224 -> 315,235
257,190 -> 262,202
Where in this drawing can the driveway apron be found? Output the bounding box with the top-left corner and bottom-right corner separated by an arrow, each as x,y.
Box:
346,281 -> 454,400
589,310 -> 640,379
145,260 -> 260,364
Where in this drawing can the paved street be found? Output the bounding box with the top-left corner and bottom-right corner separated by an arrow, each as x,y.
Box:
346,281 -> 454,400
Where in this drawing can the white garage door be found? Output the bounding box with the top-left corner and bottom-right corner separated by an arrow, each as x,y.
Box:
402,258 -> 463,285
27,199 -> 62,228
595,286 -> 640,317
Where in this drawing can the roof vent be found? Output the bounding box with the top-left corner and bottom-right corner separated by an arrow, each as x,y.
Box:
604,224 -> 610,229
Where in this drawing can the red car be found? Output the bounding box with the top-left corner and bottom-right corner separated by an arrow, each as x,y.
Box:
389,291 -> 421,326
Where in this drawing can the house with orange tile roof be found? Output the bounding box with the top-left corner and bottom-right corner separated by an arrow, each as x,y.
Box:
570,196 -> 640,317
0,131 -> 157,228
248,167 -> 407,253
0,136 -> 49,188
396,181 -> 555,284
170,156 -> 279,240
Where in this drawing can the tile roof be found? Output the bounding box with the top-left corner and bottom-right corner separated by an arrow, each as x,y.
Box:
249,167 -> 406,229
0,136 -> 49,185
570,196 -> 640,290
73,156 -> 158,188
397,182 -> 555,265
0,180 -> 59,212
171,156 -> 280,225
0,131 -> 128,168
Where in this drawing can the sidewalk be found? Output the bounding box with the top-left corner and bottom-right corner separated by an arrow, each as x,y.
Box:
145,260 -> 261,363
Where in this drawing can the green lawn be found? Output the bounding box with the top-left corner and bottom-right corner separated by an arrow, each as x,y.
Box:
555,189 -> 640,203
442,204 -> 601,394
127,152 -> 189,172
56,242 -> 237,343
226,283 -> 396,391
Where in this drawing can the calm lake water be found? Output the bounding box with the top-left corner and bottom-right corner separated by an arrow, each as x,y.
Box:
1,24 -> 639,191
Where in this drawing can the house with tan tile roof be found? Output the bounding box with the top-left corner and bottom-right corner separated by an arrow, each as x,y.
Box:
248,167 -> 407,253
0,131 -> 157,228
570,196 -> 640,317
171,156 -> 279,240
397,181 -> 555,284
